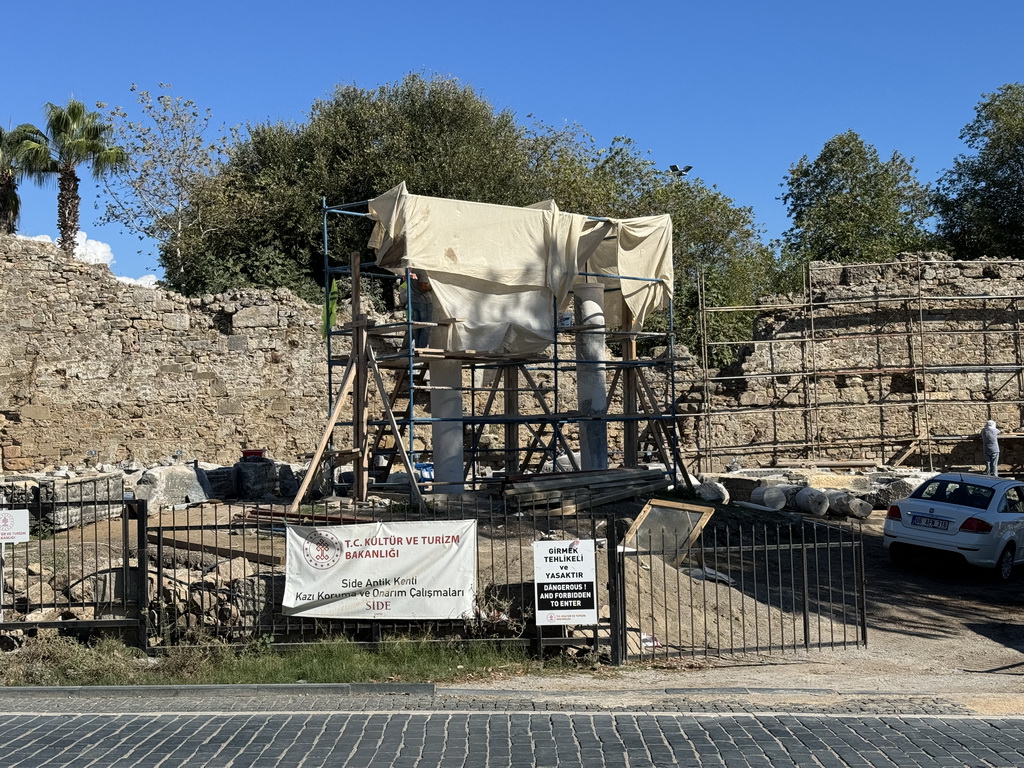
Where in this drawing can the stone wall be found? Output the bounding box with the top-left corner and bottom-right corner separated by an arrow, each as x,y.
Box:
699,253 -> 1024,469
0,235 -> 339,471
4,238 -> 1020,476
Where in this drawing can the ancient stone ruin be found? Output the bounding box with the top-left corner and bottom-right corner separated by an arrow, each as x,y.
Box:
0,234 -> 333,472
3,236 -> 1022,481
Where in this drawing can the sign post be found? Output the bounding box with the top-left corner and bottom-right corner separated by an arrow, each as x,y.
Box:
533,539 -> 598,627
0,509 -> 31,623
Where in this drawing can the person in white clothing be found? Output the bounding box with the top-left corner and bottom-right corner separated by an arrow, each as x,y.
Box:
981,420 -> 1000,476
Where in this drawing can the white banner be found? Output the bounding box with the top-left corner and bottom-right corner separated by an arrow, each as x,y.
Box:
283,519 -> 477,619
0,509 -> 30,544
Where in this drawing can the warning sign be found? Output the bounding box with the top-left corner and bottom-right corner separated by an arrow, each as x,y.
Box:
533,539 -> 598,626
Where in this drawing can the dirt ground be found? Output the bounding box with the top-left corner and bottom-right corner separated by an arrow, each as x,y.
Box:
462,508 -> 1024,710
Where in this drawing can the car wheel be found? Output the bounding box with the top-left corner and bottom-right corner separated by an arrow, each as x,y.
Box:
994,544 -> 1016,582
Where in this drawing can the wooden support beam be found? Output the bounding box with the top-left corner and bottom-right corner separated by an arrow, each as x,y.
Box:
289,357 -> 357,515
367,345 -> 425,510
147,532 -> 283,566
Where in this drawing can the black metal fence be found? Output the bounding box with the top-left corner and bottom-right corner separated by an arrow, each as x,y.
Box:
619,520 -> 867,659
1,480 -> 867,661
0,475 -> 147,647
145,496 -> 615,649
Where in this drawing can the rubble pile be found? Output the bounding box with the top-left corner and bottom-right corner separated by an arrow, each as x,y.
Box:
705,464 -> 936,519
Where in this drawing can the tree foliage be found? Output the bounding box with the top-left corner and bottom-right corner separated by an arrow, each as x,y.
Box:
0,126 -> 31,235
167,74 -> 718,300
639,179 -> 778,365
97,84 -> 232,274
167,75 -> 537,299
780,130 -> 933,274
18,99 -> 127,253
935,83 -> 1024,259
161,72 -> 777,369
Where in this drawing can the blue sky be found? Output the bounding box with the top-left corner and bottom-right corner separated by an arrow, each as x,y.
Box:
5,0 -> 1022,280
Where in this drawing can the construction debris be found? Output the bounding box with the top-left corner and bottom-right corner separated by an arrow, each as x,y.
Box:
501,468 -> 670,512
695,481 -> 730,505
707,465 -> 938,520
823,489 -> 872,519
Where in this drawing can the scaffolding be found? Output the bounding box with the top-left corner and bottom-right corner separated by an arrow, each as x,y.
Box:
291,197 -> 685,509
691,255 -> 1024,474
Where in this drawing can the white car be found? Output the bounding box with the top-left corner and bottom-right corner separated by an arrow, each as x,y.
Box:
883,472 -> 1024,581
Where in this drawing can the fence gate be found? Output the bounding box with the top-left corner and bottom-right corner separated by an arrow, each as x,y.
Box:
0,477 -> 148,647
617,519 -> 867,660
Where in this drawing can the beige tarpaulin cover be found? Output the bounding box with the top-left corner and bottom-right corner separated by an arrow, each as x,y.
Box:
367,183 -> 672,354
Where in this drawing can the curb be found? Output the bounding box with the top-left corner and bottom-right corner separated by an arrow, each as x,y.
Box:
441,685 -> 840,697
0,682 -> 436,698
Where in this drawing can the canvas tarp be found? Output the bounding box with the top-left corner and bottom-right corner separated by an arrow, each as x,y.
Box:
367,183 -> 672,354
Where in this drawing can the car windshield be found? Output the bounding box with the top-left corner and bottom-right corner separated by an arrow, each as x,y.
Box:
912,479 -> 994,510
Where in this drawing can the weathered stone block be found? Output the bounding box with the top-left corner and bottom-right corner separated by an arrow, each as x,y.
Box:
233,305 -> 279,329
200,465 -> 236,499
218,400 -> 244,415
2,458 -> 36,472
41,502 -> 123,530
227,335 -> 248,351
44,472 -> 124,503
20,405 -> 52,421
162,314 -> 190,330
235,460 -> 279,499
133,464 -> 212,509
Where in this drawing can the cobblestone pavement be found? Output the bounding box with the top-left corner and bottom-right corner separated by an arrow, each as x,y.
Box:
1,688 -> 1023,767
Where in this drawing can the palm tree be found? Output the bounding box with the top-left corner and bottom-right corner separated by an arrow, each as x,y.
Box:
18,99 -> 127,253
0,126 -> 28,235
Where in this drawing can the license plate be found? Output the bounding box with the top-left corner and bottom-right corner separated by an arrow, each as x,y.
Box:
911,515 -> 949,530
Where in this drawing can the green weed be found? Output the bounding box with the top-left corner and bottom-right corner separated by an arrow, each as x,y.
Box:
0,634 -> 540,687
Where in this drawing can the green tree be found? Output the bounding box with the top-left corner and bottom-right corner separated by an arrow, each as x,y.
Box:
97,84 -> 232,276
167,75 -> 537,298
18,99 -> 127,253
781,130 -> 933,273
0,126 -> 31,234
935,83 -> 1024,259
166,70 -> 785,349
640,178 -> 779,365
167,74 -> 687,299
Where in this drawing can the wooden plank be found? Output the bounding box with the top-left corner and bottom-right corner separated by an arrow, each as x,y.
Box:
504,475 -> 665,498
735,500 -> 784,513
147,532 -> 283,566
889,440 -> 920,467
544,478 -> 673,516
503,471 -> 664,497
504,467 -> 662,484
289,356 -> 358,515
240,508 -> 371,526
353,311 -> 369,502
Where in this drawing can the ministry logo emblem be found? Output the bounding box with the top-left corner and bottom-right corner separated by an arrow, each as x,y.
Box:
302,530 -> 343,570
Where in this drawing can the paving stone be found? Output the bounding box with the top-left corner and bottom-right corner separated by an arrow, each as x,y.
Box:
0,692 -> 1022,768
